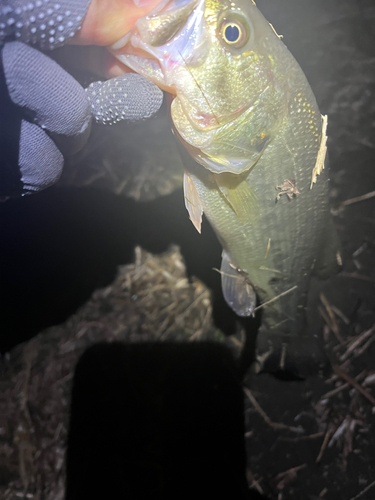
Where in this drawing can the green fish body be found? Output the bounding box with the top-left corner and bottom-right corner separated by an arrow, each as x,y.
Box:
117,0 -> 340,370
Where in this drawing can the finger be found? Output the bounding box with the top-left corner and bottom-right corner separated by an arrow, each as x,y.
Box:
0,0 -> 91,50
86,73 -> 163,124
2,41 -> 91,155
19,120 -> 64,193
72,0 -> 162,46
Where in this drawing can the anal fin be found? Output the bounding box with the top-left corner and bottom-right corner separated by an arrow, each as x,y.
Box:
221,251 -> 256,317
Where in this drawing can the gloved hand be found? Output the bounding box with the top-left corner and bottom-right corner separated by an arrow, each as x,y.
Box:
0,0 -> 163,199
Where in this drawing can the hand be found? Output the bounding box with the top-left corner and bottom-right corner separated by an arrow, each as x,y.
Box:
71,0 -> 162,78
0,0 -> 163,199
74,0 -> 160,46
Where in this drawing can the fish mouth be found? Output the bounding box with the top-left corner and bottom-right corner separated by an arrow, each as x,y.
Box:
116,49 -> 249,131
114,49 -> 177,94
114,0 -> 246,131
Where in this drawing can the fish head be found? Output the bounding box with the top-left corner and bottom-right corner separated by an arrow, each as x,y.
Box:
116,0 -> 289,174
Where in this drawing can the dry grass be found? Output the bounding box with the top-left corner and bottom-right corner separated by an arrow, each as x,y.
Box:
0,246 -> 218,500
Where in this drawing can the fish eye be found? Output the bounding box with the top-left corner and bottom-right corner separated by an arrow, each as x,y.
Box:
220,19 -> 248,48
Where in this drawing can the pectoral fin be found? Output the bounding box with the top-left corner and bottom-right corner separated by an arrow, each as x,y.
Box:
183,171 -> 203,233
221,251 -> 256,317
214,173 -> 258,224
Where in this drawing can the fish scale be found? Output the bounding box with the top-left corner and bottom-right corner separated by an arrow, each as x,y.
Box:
118,0 -> 340,372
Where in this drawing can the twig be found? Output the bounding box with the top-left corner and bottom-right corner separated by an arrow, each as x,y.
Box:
316,427 -> 331,463
331,305 -> 350,325
324,359 -> 351,383
321,371 -> 367,400
340,325 -> 375,361
353,335 -> 375,358
243,387 -> 304,433
278,432 -> 324,442
319,306 -> 342,343
333,365 -> 375,406
319,294 -> 345,344
320,382 -> 350,400
275,464 -> 307,490
328,417 -> 348,448
320,293 -> 343,343
363,372 -> 375,386
352,243 -> 367,258
264,238 -> 271,259
253,286 -> 298,312
348,480 -> 375,500
341,190 -> 375,207
246,469 -> 264,495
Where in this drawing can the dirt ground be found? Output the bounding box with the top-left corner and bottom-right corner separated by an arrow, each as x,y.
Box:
1,0 -> 375,499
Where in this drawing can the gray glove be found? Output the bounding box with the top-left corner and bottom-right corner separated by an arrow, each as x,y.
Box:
0,0 -> 163,199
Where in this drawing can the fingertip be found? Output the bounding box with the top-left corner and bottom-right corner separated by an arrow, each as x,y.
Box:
19,121 -> 64,193
86,73 -> 163,125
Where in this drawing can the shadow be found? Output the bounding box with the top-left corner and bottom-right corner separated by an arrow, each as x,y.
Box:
0,186 -> 245,352
66,341 -> 258,500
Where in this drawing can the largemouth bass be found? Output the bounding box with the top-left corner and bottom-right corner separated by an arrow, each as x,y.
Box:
116,0 -> 340,372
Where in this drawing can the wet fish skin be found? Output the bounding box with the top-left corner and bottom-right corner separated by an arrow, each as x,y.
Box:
117,0 -> 340,371
118,0 -> 294,174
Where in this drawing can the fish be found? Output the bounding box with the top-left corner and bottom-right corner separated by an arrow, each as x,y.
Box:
115,0 -> 341,373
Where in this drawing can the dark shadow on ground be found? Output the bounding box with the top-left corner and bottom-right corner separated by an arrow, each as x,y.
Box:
0,186 -> 241,353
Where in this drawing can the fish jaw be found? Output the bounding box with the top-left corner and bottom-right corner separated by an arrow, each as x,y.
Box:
116,0 -> 209,93
115,0 -> 289,175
